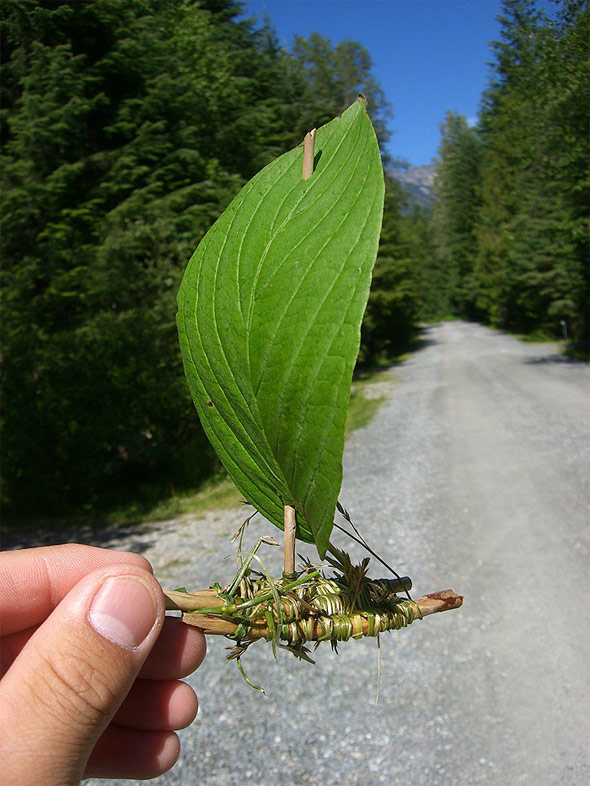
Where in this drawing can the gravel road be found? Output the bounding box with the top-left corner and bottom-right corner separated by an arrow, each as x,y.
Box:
23,321 -> 590,785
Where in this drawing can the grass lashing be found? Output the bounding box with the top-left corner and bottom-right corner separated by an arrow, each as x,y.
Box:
168,533 -> 419,692
165,531 -> 463,693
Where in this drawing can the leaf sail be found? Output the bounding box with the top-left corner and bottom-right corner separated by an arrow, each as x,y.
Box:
177,98 -> 384,556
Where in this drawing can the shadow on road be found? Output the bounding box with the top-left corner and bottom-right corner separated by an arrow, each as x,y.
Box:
356,325 -> 438,378
405,325 -> 439,356
523,353 -> 588,366
1,515 -> 161,553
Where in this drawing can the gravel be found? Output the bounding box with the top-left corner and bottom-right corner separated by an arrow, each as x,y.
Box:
9,321 -> 590,785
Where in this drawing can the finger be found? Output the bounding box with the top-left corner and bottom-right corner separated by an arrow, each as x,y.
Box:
139,616 -> 206,679
0,544 -> 152,635
2,615 -> 208,682
0,625 -> 40,678
0,564 -> 165,785
85,724 -> 180,780
1,613 -> 207,682
113,678 -> 198,730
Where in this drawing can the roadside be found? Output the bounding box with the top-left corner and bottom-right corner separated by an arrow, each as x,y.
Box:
1,365 -> 397,551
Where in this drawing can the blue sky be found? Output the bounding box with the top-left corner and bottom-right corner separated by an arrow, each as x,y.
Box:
240,0 -> 505,167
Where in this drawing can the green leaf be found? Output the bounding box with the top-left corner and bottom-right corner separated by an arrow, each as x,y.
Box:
177,98 -> 384,557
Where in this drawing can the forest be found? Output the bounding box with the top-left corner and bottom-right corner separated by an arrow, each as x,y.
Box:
1,0 -> 588,520
431,0 -> 589,336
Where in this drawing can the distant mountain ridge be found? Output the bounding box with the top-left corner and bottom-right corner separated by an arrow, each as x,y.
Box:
391,164 -> 436,211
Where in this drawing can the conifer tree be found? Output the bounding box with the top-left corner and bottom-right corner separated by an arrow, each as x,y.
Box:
360,177 -> 421,362
431,112 -> 483,318
429,0 -> 589,339
1,1 -> 408,516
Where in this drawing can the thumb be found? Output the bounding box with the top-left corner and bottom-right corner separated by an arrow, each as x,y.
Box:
0,564 -> 165,786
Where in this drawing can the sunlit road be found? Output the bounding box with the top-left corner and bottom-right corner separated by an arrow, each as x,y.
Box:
83,321 -> 590,786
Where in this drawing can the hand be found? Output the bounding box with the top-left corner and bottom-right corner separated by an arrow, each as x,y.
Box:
0,544 -> 206,784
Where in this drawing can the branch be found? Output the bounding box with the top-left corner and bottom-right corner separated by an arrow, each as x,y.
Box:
283,504 -> 297,575
164,575 -> 414,612
166,589 -> 463,639
302,128 -> 316,179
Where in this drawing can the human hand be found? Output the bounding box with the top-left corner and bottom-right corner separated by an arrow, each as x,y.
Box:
0,544 -> 206,784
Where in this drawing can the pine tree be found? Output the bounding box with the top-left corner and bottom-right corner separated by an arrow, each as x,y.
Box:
1,1 -> 411,516
0,0 -> 341,514
431,112 -> 483,318
474,0 -> 589,337
359,177 -> 421,362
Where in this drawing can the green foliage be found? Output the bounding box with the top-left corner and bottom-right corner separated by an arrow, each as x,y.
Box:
400,208 -> 441,322
1,0 -> 253,513
359,177 -> 422,361
431,0 -> 589,341
1,1 -> 401,520
431,112 -> 483,319
5,0 -> 583,525
177,100 -> 384,556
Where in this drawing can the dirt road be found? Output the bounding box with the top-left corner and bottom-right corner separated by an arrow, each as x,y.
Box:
85,321 -> 590,785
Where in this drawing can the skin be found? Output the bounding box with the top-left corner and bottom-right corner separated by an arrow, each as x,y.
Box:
0,544 -> 206,784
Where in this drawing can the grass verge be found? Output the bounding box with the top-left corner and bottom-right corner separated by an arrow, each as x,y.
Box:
129,475 -> 243,523
346,368 -> 395,433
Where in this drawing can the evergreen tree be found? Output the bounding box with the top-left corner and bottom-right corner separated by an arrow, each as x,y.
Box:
1,1 -> 409,516
474,0 -> 589,336
0,0 -> 324,514
431,112 -> 483,318
400,207 -> 439,322
360,177 -> 421,362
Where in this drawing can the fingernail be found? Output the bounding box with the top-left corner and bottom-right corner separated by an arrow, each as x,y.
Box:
89,576 -> 157,650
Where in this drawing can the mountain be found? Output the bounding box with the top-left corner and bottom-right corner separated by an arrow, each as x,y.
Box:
391,164 -> 436,211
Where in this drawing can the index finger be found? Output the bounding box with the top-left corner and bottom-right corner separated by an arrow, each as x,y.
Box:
0,544 -> 152,636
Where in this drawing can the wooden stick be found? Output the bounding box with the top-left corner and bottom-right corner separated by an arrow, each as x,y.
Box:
164,588 -> 224,611
283,504 -> 297,575
302,129 -> 316,179
177,590 -> 463,639
164,575 -> 414,612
